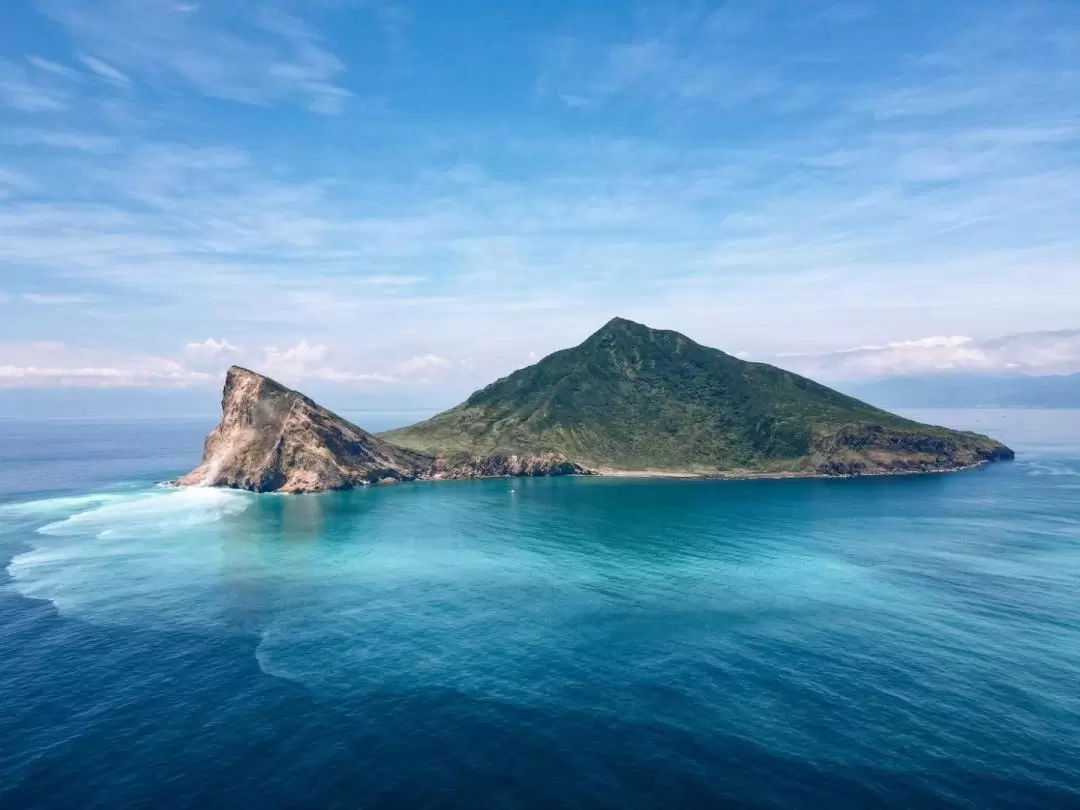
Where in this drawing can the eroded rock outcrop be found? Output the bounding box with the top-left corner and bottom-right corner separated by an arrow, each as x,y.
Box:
176,367 -> 433,493
176,367 -> 592,494
810,425 -> 1016,476
430,452 -> 591,479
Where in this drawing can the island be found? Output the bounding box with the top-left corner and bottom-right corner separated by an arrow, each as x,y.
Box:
176,317 -> 1014,493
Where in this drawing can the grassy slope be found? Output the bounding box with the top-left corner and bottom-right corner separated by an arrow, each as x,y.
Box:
383,318 -> 1009,472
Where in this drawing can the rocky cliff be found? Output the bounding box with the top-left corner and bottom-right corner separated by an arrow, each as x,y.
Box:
176,367 -> 588,493
809,425 -> 1015,476
175,367 -> 433,493
429,452 -> 589,479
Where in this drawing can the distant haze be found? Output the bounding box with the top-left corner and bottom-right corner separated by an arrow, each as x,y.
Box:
845,373 -> 1080,410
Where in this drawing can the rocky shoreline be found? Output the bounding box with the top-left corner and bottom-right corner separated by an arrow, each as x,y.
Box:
425,455 -> 1001,485
428,452 -> 589,480
174,457 -> 1002,494
589,460 -> 1000,481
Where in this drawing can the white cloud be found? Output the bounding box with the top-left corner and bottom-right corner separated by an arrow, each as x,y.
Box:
0,364 -> 207,386
259,341 -> 394,384
0,59 -> 68,112
264,340 -> 327,368
361,275 -> 425,286
26,56 -> 80,78
41,0 -> 353,113
23,293 -> 93,306
537,3 -> 800,110
0,336 -> 410,390
398,353 -> 450,376
0,168 -> 33,192
183,337 -> 242,363
1,128 -> 121,152
774,330 -> 1080,381
79,54 -> 132,86
0,342 -> 211,388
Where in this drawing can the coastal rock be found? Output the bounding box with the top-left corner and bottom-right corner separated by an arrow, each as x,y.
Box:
176,367 -> 433,493
430,452 -> 591,479
811,426 -> 1016,476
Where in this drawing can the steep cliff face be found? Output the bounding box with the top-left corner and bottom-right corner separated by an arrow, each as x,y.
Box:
175,367 -> 433,493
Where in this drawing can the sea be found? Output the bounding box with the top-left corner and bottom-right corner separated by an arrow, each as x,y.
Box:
1,409 -> 1079,809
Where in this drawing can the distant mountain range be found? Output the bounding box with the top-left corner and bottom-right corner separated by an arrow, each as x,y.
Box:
847,373 -> 1080,409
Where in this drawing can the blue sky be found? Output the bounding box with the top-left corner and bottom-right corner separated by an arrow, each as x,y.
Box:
1,0 -> 1079,410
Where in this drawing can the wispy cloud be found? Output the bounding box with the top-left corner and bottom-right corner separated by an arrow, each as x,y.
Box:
40,0 -> 355,113
22,293 -> 94,306
78,54 -> 131,87
1,128 -> 122,152
774,330 -> 1080,380
259,341 -> 397,384
0,336 -> 419,389
26,56 -> 80,79
0,341 -> 210,388
0,168 -> 33,192
182,338 -> 242,364
538,5 -> 784,109
0,59 -> 69,112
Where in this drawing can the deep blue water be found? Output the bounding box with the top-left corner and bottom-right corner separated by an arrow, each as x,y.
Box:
2,410 -> 1079,809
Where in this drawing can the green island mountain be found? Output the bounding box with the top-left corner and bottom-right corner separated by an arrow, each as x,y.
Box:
382,317 -> 1013,479
178,318 -> 1013,493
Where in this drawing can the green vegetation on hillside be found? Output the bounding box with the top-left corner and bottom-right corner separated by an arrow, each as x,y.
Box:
383,318 -> 1012,474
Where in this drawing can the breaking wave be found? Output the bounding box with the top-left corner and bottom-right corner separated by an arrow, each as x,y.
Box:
35,486 -> 251,539
4,487 -> 253,631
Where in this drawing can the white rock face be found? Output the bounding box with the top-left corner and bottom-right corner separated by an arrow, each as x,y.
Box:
176,367 -> 433,493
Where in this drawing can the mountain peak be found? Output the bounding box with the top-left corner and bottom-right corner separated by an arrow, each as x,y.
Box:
594,316 -> 651,335
581,317 -> 695,362
220,365 -> 293,410
226,364 -> 261,380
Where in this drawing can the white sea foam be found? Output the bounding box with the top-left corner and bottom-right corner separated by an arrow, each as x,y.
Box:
1023,460 -> 1080,477
0,492 -> 129,519
36,487 -> 251,539
5,486 -> 256,631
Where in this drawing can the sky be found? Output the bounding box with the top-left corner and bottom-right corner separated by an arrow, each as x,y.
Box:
1,0 -> 1079,414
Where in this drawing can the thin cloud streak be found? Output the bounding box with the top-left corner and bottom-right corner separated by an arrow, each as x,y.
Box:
39,0 -> 356,113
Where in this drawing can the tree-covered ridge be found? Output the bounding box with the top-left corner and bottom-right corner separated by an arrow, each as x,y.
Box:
383,318 -> 1012,475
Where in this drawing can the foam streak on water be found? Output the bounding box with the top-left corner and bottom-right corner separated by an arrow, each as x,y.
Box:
2,410 -> 1080,807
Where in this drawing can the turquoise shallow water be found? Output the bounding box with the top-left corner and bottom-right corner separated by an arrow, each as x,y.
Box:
1,410 -> 1079,808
